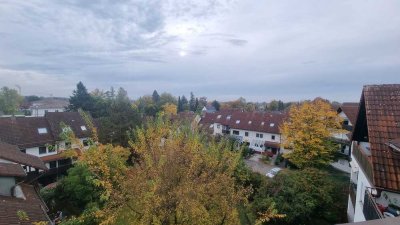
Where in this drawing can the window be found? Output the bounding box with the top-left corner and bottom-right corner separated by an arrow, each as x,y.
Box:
20,149 -> 26,153
83,139 -> 89,147
245,132 -> 249,137
344,120 -> 349,125
233,130 -> 239,135
217,115 -> 222,119
217,125 -> 220,129
270,123 -> 275,127
256,133 -> 263,138
39,146 -> 47,155
38,128 -> 48,134
58,158 -> 72,167
248,121 -> 252,124
236,120 -> 240,124
209,124 -> 213,128
260,134 -> 263,138
227,115 -> 231,120
81,126 -> 87,131
55,110 -> 59,112
261,122 -> 265,126
49,161 -> 57,169
45,110 -> 48,113
272,135 -> 275,140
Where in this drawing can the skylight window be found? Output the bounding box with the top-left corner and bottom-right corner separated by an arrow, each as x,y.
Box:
217,115 -> 222,119
261,122 -> 265,126
81,126 -> 87,131
248,121 -> 252,124
236,120 -> 240,124
227,115 -> 231,120
62,126 -> 72,133
270,123 -> 275,127
38,128 -> 48,134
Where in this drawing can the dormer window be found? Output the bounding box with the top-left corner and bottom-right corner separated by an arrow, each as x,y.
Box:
217,115 -> 222,119
38,128 -> 48,134
236,120 -> 240,124
227,115 -> 231,120
270,123 -> 275,127
81,126 -> 87,131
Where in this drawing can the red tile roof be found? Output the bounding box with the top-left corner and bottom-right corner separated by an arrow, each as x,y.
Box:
0,142 -> 47,170
0,163 -> 26,177
0,184 -> 51,224
200,110 -> 286,134
338,102 -> 359,125
354,84 -> 400,191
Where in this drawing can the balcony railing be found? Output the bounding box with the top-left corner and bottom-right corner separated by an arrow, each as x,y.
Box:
363,190 -> 383,220
352,142 -> 374,183
349,182 -> 357,207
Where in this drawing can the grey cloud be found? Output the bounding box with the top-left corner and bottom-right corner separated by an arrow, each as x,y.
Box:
226,39 -> 248,46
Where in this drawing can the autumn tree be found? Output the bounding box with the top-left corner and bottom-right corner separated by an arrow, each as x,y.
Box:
162,103 -> 177,116
280,99 -> 343,168
0,86 -> 23,115
95,119 -> 248,224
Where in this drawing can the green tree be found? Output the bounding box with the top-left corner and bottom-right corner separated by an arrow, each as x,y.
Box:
281,99 -> 343,168
211,100 -> 220,111
189,92 -> 196,111
251,168 -> 339,225
68,82 -> 94,112
152,90 -> 160,103
0,86 -> 23,115
181,95 -> 189,111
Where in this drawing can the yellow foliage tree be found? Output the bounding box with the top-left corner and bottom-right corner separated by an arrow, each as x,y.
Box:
280,99 -> 343,168
95,118 -> 248,225
162,103 -> 177,116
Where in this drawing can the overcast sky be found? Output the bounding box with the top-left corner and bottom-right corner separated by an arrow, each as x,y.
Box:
0,0 -> 399,102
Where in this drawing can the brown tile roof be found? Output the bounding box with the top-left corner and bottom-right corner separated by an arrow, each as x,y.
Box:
0,163 -> 26,177
0,117 -> 54,148
0,142 -> 47,170
338,102 -> 359,125
0,184 -> 51,225
200,110 -> 286,134
45,112 -> 91,139
0,112 -> 93,148
356,84 -> 400,191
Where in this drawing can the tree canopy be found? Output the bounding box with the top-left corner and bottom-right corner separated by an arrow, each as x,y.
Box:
280,99 -> 343,168
0,86 -> 23,115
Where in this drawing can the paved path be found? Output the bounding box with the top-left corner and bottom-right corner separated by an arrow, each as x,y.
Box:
244,154 -> 275,175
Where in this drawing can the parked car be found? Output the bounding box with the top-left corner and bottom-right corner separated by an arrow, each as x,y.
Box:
266,167 -> 282,178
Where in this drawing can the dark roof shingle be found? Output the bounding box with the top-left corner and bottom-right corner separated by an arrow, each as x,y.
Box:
0,163 -> 26,177
0,142 -> 47,170
338,102 -> 359,125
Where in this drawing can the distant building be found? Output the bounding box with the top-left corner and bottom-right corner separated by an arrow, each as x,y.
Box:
347,84 -> 400,222
29,98 -> 69,117
0,112 -> 94,185
0,142 -> 51,224
331,102 -> 359,173
202,105 -> 217,113
199,110 -> 286,153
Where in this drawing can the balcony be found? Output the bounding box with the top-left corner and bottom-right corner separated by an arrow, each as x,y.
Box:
349,182 -> 357,208
352,142 -> 374,183
363,190 -> 383,220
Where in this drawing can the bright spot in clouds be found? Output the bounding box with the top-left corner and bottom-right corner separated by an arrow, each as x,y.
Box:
179,51 -> 187,57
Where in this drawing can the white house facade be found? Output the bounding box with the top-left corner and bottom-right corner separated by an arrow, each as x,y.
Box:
201,111 -> 286,153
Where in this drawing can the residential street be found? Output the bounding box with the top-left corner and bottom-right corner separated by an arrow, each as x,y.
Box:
244,154 -> 276,175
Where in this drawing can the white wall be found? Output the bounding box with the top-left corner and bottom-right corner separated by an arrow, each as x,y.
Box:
350,147 -> 372,222
230,128 -> 280,151
339,111 -> 353,126
30,108 -> 65,117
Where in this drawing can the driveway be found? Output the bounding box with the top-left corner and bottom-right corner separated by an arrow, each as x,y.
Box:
244,154 -> 276,175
